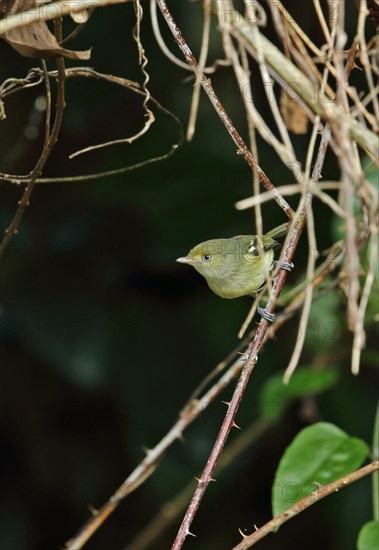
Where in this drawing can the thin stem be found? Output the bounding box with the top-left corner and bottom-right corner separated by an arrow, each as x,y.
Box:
235,182 -> 342,210
186,2 -> 211,141
232,461 -> 379,549
239,45 -> 263,235
0,67 -> 184,185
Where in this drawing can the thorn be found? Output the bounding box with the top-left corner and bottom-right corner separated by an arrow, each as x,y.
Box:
352,62 -> 362,71
186,529 -> 196,538
88,505 -> 98,516
209,477 -> 216,482
232,422 -> 241,430
222,400 -> 231,407
237,352 -> 249,361
238,528 -> 248,538
194,476 -> 201,482
254,524 -> 259,531
142,446 -> 152,455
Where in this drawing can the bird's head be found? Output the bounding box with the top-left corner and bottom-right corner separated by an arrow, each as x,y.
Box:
176,240 -> 225,279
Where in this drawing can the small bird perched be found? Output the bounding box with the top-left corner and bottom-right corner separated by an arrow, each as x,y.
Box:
176,223 -> 292,321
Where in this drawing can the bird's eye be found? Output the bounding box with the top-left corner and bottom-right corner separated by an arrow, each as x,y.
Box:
248,239 -> 261,257
202,254 -> 212,262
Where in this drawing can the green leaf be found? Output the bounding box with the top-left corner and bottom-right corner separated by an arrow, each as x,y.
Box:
272,422 -> 369,516
259,367 -> 339,422
357,521 -> 379,550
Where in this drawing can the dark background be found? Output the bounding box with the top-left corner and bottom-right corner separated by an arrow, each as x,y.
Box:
0,1 -> 378,549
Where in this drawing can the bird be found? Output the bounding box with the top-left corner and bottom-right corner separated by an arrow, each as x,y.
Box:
176,223 -> 293,321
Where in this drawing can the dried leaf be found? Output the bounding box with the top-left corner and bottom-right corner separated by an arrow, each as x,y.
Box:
280,91 -> 309,134
2,0 -> 91,60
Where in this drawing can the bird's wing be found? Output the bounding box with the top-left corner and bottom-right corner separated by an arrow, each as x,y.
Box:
246,236 -> 279,257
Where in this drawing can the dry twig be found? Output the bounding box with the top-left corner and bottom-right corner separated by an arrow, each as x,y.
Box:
0,18 -> 66,257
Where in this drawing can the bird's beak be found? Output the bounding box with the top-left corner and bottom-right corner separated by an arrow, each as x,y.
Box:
176,256 -> 195,264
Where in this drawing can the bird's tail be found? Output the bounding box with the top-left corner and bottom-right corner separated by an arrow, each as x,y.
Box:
265,222 -> 289,239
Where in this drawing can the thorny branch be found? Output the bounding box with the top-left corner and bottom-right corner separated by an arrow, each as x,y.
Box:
232,460 -> 379,549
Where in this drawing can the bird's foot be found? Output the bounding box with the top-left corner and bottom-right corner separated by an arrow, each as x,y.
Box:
275,260 -> 294,272
257,306 -> 275,323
